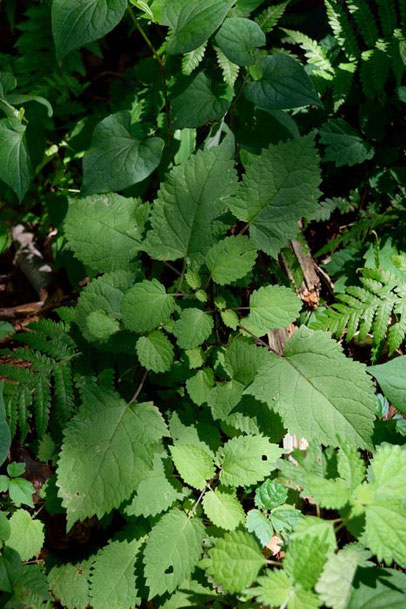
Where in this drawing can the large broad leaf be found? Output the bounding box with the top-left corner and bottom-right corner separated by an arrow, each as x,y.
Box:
48,560 -> 92,609
320,119 -> 375,167
253,571 -> 321,609
347,568 -> 406,609
368,355 -> 406,413
171,71 -> 231,129
64,194 -> 148,273
143,508 -> 205,598
227,134 -> 321,257
245,54 -> 321,110
56,387 -> 168,528
215,17 -> 265,65
0,118 -> 33,202
246,326 -> 376,448
144,146 -> 237,262
163,0 -> 236,55
82,111 -> 164,195
90,539 -> 143,609
203,530 -> 265,593
52,0 -> 127,60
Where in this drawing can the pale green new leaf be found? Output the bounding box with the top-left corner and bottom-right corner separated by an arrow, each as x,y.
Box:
65,194 -> 148,273
215,17 -> 265,65
245,54 -> 321,110
315,545 -> 373,609
52,0 -> 127,59
217,434 -> 283,487
170,443 -> 214,489
246,326 -> 376,448
7,510 -> 44,562
227,135 -> 321,257
57,388 -> 168,528
206,235 -> 257,284
215,47 -> 240,89
247,285 -> 301,334
82,111 -> 164,195
182,43 -> 207,75
172,71 -> 231,129
48,560 -> 92,609
144,146 -> 237,262
291,516 -> 336,552
136,331 -> 174,373
143,508 -> 205,598
0,118 -> 33,203
246,509 -> 274,546
203,488 -> 245,530
173,308 -> 214,349
121,279 -> 176,333
204,530 -> 265,593
368,355 -> 406,413
90,538 -> 142,609
163,0 -> 235,55
253,571 -> 321,609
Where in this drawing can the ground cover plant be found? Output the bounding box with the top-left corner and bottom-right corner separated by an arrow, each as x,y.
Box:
0,0 -> 406,607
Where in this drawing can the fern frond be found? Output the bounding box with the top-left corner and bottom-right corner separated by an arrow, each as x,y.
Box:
346,0 -> 379,46
400,0 -> 406,27
311,268 -> 406,355
281,29 -> 334,74
332,61 -> 357,110
256,1 -> 289,32
215,47 -> 240,89
360,39 -> 390,98
181,43 -> 207,76
376,0 -> 398,35
325,0 -> 360,60
18,387 -> 32,443
53,361 -> 75,425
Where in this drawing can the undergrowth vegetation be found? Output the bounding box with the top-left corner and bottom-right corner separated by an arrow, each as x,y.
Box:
0,0 -> 406,607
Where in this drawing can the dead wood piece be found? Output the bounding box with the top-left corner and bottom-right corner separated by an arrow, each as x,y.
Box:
11,224 -> 54,299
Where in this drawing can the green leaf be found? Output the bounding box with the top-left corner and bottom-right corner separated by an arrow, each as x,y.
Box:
0,384 -> 11,468
246,326 -> 376,448
337,445 -> 366,491
270,504 -> 303,534
204,530 -> 265,593
57,388 -> 168,528
65,194 -> 148,273
81,111 -> 163,195
304,475 -> 351,509
163,0 -> 236,55
368,356 -> 406,413
203,488 -> 245,530
144,146 -> 237,262
215,17 -> 265,65
291,516 -> 336,552
247,285 -> 301,334
245,54 -> 321,110
255,479 -> 288,510
143,508 -> 205,598
206,235 -> 257,285
52,0 -> 127,59
0,513 -> 10,542
75,271 -> 135,343
316,545 -> 373,609
284,535 -> 332,590
227,134 -> 321,257
86,310 -> 120,342
48,560 -> 92,609
173,308 -> 214,349
121,279 -> 176,333
221,309 -> 239,330
172,71 -> 231,129
8,478 -> 34,508
0,118 -> 33,202
186,368 -> 215,406
246,509 -> 274,546
90,538 -> 142,609
217,434 -> 283,487
253,571 -> 321,608
320,119 -> 375,167
7,510 -> 44,562
223,337 -> 268,386
215,46 -> 240,89
347,567 -> 406,609
136,331 -> 174,373
126,452 -> 183,518
169,443 -> 214,489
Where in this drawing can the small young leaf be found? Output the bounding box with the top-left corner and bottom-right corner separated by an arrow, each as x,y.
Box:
255,479 -> 288,510
121,279 -> 176,334
203,488 -> 245,530
247,285 -> 301,334
206,235 -> 257,285
246,509 -> 274,546
170,443 -> 214,489
7,509 -> 44,561
136,331 -> 174,373
173,308 -> 214,349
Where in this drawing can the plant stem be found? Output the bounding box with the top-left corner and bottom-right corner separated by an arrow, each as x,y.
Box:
238,325 -> 283,357
129,369 -> 148,403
